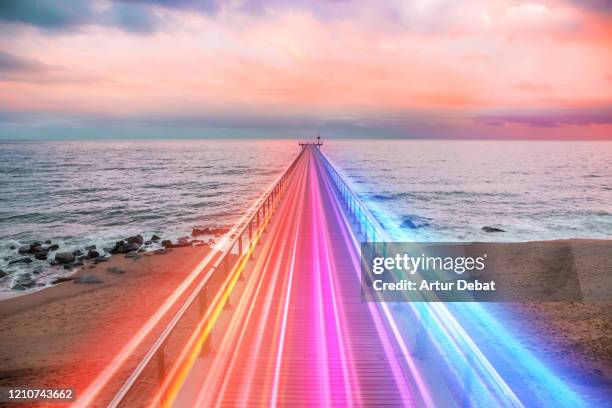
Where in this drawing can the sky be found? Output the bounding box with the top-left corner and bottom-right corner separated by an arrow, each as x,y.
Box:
0,0 -> 611,140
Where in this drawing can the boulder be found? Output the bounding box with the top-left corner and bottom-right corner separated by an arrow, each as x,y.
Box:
28,242 -> 43,254
0,270 -> 7,278
34,252 -> 48,260
18,245 -> 30,254
84,244 -> 97,251
72,249 -> 83,256
87,250 -> 100,259
15,274 -> 35,288
150,234 -> 161,242
161,240 -> 173,248
126,235 -> 144,245
482,226 -> 505,233
192,227 -> 230,237
51,277 -> 75,284
400,219 -> 418,229
9,257 -> 32,265
74,273 -> 104,284
55,252 -> 75,264
107,266 -> 125,274
45,240 -> 52,245
48,244 -> 60,251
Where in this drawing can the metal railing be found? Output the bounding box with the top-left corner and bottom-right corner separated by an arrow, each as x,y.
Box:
107,148 -> 305,408
316,149 -> 384,242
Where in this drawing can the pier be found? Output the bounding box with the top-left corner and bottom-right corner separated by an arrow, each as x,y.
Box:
76,143 -> 588,408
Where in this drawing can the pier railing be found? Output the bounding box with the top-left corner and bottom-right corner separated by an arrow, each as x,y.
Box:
107,149 -> 305,408
316,149 -> 384,242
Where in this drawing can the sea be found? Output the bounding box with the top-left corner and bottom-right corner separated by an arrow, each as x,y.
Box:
1,139 -> 611,294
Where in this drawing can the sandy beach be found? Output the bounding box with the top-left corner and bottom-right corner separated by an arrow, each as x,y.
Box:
0,239 -> 610,406
0,245 -> 216,406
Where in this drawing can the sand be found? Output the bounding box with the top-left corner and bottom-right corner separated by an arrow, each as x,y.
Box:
0,245 -> 216,407
0,239 -> 609,406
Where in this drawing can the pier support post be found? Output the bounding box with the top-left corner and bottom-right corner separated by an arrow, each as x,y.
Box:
200,288 -> 212,355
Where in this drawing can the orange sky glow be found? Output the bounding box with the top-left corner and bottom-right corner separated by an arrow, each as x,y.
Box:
0,0 -> 610,139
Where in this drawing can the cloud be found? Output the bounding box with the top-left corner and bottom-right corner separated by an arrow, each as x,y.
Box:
0,0 -> 94,30
476,107 -> 612,127
0,50 -> 47,72
0,0 -> 165,33
566,0 -> 612,14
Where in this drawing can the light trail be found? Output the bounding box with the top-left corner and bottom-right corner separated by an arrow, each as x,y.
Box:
105,145 -> 595,407
321,152 -> 590,408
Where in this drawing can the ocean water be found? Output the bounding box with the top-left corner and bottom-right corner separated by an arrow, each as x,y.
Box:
325,140 -> 612,242
1,139 -> 611,293
0,140 -> 296,294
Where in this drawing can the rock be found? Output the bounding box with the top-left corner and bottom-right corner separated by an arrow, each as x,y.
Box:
73,261 -> 84,267
15,274 -> 35,288
48,244 -> 60,251
110,240 -> 140,254
9,257 -> 32,265
31,244 -> 46,253
84,244 -> 97,251
74,273 -> 104,284
125,251 -> 140,259
482,226 -> 505,233
72,249 -> 83,256
49,260 -> 58,266
107,266 -> 125,274
144,240 -> 153,246
55,252 -> 75,264
400,219 -> 418,229
0,270 -> 7,278
34,252 -> 48,260
125,242 -> 140,252
28,244 -> 42,254
192,227 -> 230,237
151,234 -> 161,242
51,277 -> 75,284
154,248 -> 169,255
87,250 -> 100,259
18,245 -> 30,254
126,235 -> 144,245
9,244 -> 16,250
161,240 -> 173,248
45,240 -> 52,245
11,284 -> 26,291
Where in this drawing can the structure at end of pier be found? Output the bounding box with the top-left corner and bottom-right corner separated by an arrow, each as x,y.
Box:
298,134 -> 323,150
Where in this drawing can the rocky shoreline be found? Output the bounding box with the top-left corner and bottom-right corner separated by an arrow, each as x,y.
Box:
0,226 -> 230,292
